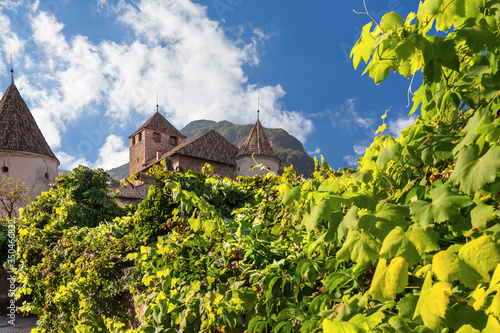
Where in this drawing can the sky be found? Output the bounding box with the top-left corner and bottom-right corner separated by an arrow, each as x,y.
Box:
0,0 -> 421,171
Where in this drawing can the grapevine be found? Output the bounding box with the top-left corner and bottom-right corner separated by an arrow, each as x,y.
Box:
10,1 -> 500,332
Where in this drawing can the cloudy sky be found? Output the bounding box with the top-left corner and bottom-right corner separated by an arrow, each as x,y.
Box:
0,0 -> 420,171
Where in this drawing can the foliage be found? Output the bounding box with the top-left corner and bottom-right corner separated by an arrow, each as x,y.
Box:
0,177 -> 30,264
15,166 -> 130,331
0,177 -> 30,219
13,1 -> 500,332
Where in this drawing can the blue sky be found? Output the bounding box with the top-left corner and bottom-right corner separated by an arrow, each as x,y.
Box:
0,0 -> 420,171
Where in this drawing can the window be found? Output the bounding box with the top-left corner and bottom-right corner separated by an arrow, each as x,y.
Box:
132,137 -> 135,145
45,173 -> 50,179
138,132 -> 142,142
169,136 -> 178,145
1,166 -> 8,173
153,132 -> 160,142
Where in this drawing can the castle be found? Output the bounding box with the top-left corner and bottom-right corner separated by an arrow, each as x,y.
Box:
0,69 -> 59,217
127,109 -> 280,180
0,67 -> 280,213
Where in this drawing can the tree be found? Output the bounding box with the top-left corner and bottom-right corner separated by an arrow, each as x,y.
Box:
0,177 -> 30,219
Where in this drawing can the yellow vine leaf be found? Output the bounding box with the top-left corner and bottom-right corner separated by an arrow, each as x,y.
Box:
375,123 -> 387,135
369,257 -> 408,302
413,273 -> 452,330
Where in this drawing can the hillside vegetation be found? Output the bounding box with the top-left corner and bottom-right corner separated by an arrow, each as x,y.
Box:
9,1 -> 500,332
107,163 -> 129,181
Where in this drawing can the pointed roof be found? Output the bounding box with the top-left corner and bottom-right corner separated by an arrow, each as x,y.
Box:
144,130 -> 238,169
129,112 -> 186,138
0,80 -> 59,162
237,119 -> 277,158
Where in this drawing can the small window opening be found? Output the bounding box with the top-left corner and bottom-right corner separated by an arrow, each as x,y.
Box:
169,136 -> 178,145
138,132 -> 142,142
132,137 -> 135,145
1,166 -> 8,173
153,132 -> 160,142
45,173 -> 50,179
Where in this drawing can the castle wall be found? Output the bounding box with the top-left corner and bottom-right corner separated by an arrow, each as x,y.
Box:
129,133 -> 146,177
172,155 -> 236,179
0,150 -> 58,217
129,129 -> 185,177
235,155 -> 280,177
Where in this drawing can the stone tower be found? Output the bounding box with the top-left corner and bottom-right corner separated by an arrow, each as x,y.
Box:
0,69 -> 59,216
235,117 -> 280,177
128,111 -> 186,177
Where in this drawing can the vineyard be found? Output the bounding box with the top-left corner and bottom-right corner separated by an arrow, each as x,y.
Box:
9,0 -> 500,332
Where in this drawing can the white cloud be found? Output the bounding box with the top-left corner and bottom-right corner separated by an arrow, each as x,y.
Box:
94,135 -> 129,170
353,144 -> 368,156
0,0 -> 23,10
56,151 -> 91,172
307,147 -> 321,156
343,155 -> 358,167
388,115 -> 417,138
331,98 -> 374,131
344,140 -> 370,168
1,0 -> 314,170
0,11 -> 24,70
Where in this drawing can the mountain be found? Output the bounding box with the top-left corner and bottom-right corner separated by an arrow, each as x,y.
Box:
107,163 -> 129,181
107,120 -> 314,180
181,120 -> 314,177
58,169 -> 70,176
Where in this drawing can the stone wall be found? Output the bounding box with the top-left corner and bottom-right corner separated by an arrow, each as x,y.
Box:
235,155 -> 280,177
129,132 -> 146,177
173,155 -> 236,179
129,129 -> 186,177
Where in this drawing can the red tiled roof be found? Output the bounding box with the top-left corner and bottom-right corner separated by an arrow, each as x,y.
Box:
129,112 -> 186,138
112,183 -> 150,199
144,130 -> 238,168
0,81 -> 59,162
237,120 -> 277,158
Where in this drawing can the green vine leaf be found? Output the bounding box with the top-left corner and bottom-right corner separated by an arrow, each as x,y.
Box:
410,184 -> 472,227
379,226 -> 439,266
336,230 -> 380,265
449,144 -> 500,194
471,201 -> 497,230
282,185 -> 301,206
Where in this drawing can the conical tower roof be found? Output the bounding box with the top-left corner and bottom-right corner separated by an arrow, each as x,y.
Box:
0,77 -> 59,162
237,119 -> 277,158
129,111 -> 186,139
